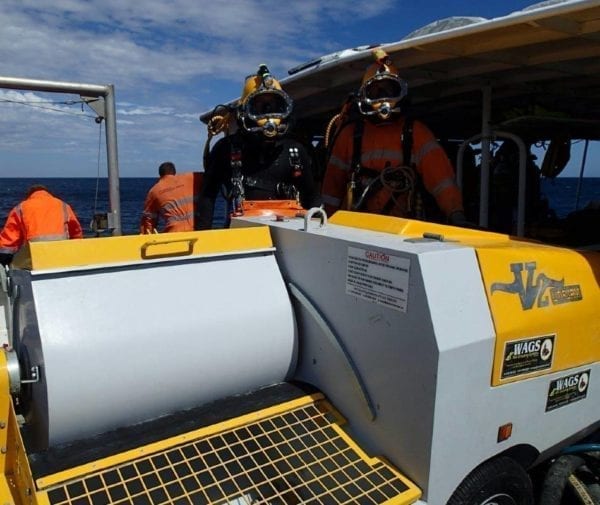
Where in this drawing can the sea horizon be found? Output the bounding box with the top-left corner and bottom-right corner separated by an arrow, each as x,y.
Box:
1,176 -> 598,235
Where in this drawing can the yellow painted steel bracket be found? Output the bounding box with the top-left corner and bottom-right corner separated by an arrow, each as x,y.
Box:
11,227 -> 274,271
0,351 -> 39,505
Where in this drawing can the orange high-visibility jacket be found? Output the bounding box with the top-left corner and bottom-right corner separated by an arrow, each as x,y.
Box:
140,172 -> 204,233
0,189 -> 83,255
322,118 -> 463,218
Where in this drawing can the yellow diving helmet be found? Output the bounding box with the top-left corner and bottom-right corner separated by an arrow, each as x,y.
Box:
358,49 -> 407,120
238,64 -> 293,138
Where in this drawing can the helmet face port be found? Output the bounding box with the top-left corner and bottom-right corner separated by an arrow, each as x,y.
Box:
238,67 -> 293,137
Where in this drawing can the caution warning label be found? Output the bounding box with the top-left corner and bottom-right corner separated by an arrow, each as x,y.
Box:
346,246 -> 410,312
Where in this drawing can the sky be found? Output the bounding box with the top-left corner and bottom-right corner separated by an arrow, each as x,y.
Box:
0,0 -> 597,178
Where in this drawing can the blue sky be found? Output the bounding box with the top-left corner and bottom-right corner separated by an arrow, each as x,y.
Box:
0,0 -> 597,178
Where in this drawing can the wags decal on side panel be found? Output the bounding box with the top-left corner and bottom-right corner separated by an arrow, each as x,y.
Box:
546,370 -> 590,412
502,335 -> 555,379
491,262 -> 582,310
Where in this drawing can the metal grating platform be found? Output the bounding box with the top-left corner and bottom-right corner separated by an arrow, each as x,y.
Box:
37,394 -> 420,504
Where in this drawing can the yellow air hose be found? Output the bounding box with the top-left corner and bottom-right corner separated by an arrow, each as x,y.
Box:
324,113 -> 341,149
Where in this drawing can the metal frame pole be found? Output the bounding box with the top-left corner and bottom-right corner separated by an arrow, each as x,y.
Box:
457,131 -> 527,236
103,85 -> 121,235
0,76 -> 122,235
574,139 -> 589,212
479,86 -> 492,229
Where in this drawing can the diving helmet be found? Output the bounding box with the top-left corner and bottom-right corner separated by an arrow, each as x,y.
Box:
358,49 -> 407,120
238,65 -> 293,138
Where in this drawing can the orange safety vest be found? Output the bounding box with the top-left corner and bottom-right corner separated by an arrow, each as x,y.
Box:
140,172 -> 204,233
0,189 -> 83,254
322,118 -> 463,218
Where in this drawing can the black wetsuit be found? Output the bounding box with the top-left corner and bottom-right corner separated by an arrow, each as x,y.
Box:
198,132 -> 320,229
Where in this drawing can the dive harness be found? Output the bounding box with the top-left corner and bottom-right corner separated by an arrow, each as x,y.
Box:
228,142 -> 303,216
345,117 -> 423,217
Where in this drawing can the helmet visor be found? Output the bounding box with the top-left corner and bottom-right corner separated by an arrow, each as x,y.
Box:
363,75 -> 406,102
245,90 -> 292,121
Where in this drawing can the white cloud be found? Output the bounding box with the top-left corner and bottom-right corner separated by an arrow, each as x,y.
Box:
0,0 -> 394,83
119,106 -> 175,116
0,0 -> 396,176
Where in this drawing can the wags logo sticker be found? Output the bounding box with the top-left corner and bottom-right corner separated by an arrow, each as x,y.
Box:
502,335 -> 555,379
546,370 -> 590,412
491,262 -> 582,310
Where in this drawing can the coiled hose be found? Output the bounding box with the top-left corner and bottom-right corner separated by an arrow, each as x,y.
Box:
540,448 -> 600,505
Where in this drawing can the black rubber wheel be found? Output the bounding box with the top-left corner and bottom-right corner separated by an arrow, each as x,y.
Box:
447,456 -> 534,505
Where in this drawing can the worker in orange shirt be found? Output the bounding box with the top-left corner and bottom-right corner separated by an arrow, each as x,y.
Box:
322,49 -> 467,225
140,162 -> 204,234
0,184 -> 83,266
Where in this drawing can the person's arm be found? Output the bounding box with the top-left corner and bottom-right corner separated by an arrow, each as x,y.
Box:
197,139 -> 228,230
140,189 -> 158,234
413,121 -> 464,220
0,207 -> 24,257
66,205 -> 83,239
321,125 -> 352,215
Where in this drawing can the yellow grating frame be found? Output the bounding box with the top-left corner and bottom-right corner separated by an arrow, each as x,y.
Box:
36,394 -> 421,505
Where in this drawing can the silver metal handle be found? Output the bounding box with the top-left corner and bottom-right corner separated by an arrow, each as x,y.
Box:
303,207 -> 328,231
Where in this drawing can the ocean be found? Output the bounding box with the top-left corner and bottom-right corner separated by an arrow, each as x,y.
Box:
0,177 -> 598,236
0,178 -> 226,236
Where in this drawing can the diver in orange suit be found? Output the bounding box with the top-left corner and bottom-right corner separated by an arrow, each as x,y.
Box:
322,49 -> 466,224
140,162 -> 204,233
0,184 -> 83,265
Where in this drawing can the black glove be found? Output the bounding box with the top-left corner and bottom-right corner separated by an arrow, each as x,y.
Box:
0,253 -> 13,266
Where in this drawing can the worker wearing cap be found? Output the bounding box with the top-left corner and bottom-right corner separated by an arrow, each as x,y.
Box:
0,184 -> 83,266
322,49 -> 466,225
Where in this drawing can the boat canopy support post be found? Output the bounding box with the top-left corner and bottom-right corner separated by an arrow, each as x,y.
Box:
479,86 -> 492,230
456,85 -> 528,236
0,76 -> 122,235
103,85 -> 120,235
457,132 -> 527,237
574,139 -> 589,212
